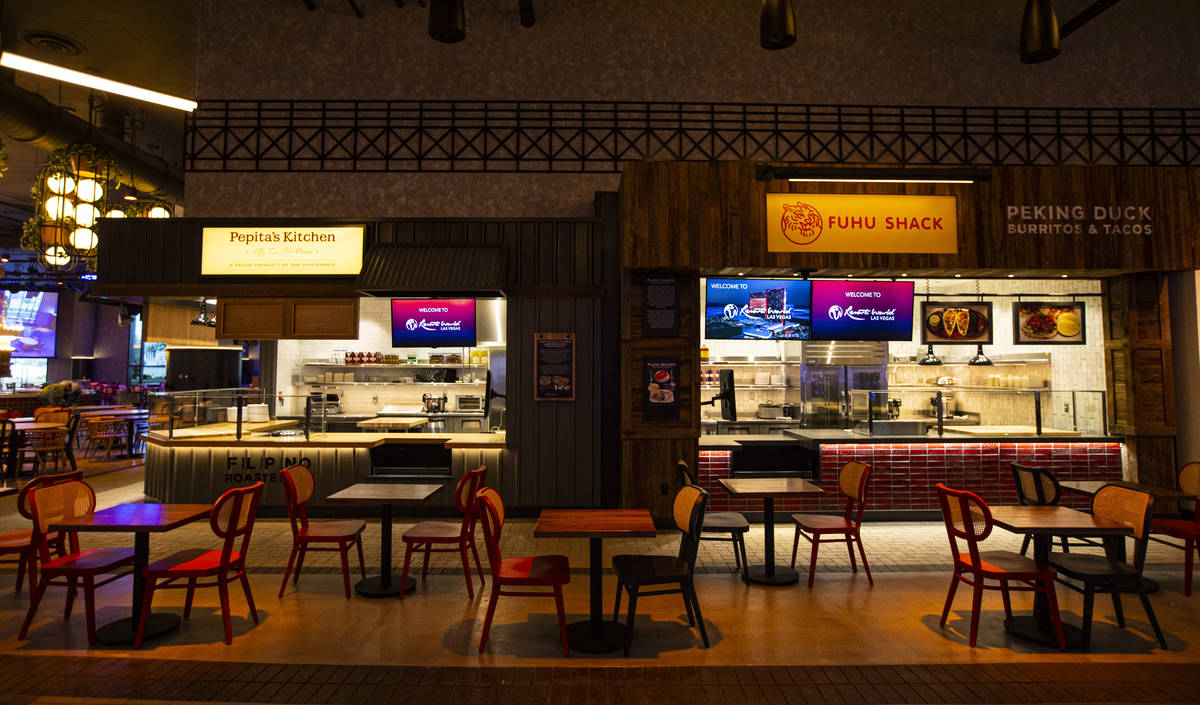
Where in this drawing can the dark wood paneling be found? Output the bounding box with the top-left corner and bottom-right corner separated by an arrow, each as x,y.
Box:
289,299 -> 359,339
216,299 -> 288,339
621,437 -> 698,517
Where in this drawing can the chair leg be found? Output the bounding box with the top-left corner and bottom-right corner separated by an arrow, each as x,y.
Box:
623,587 -> 639,657
968,578 -> 984,647
293,547 -> 307,584
338,542 -> 352,599
553,585 -> 569,657
1081,586 -> 1096,652
856,534 -> 874,586
469,538 -> 484,589
730,535 -> 742,570
217,576 -> 233,645
19,580 -> 47,639
1185,538 -> 1195,597
355,537 -> 366,579
134,579 -> 157,648
681,582 -> 695,626
240,572 -> 259,624
737,534 -> 749,579
940,574 -> 960,627
1136,583 -> 1167,649
15,554 -> 26,592
1020,534 -> 1031,556
807,536 -> 820,588
64,576 -> 77,619
790,526 -> 801,569
82,576 -> 96,646
459,544 -> 475,599
279,544 -> 299,598
184,578 -> 197,619
1110,588 -> 1125,628
686,581 -> 709,648
421,544 -> 432,578
846,535 -> 858,573
1061,535 -> 1071,554
999,579 -> 1012,618
399,543 -> 415,601
478,582 -> 500,654
1043,578 -> 1067,651
612,580 -> 623,622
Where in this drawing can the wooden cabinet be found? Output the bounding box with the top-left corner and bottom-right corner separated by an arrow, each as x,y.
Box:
215,298 -> 358,340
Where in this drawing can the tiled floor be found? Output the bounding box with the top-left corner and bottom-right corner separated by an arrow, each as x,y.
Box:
0,460 -> 1198,704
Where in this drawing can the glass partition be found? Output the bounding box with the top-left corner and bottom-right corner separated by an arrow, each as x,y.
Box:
146,389 -> 325,439
850,387 -> 1108,437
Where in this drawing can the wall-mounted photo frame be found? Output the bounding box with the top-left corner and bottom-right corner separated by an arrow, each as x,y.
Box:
920,302 -> 993,345
1013,302 -> 1086,345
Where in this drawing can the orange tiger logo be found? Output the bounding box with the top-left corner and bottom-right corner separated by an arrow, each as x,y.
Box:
781,202 -> 822,246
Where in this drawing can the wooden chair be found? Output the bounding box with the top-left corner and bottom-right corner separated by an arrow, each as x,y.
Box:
136,482 -> 265,647
31,407 -> 64,421
279,464 -> 366,598
677,460 -> 748,576
19,428 -> 69,475
1051,484 -> 1167,651
935,483 -> 1066,650
475,487 -> 570,656
1011,463 -> 1098,555
612,483 -> 710,656
0,470 -> 81,593
1150,462 -> 1200,595
18,479 -> 136,645
85,418 -> 127,459
789,460 -> 873,588
400,465 -> 487,599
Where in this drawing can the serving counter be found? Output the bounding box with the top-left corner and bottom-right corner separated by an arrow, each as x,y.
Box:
144,426 -> 509,512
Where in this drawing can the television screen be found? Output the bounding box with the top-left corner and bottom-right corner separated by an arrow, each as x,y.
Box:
704,278 -> 811,340
810,281 -> 915,341
391,298 -> 477,347
1,291 -> 58,358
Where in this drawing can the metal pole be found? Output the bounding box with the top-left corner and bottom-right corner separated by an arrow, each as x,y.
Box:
936,390 -> 944,437
1034,390 -> 1043,436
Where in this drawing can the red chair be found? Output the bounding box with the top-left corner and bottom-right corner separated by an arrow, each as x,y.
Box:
1150,461 -> 1200,595
18,479 -> 135,645
935,483 -> 1066,650
135,482 -> 264,647
0,470 -> 81,593
789,461 -> 873,588
279,464 -> 366,598
475,487 -> 570,656
400,465 -> 487,599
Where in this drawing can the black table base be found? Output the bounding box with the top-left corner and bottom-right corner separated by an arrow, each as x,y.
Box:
566,620 -> 626,653
354,575 -> 415,598
95,613 -> 180,646
744,565 -> 799,586
1004,615 -> 1083,650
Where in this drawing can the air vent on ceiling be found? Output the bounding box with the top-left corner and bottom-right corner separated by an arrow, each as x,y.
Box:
20,30 -> 86,56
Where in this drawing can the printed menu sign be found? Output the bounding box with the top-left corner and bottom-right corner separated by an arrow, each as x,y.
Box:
535,333 -> 575,401
201,225 -> 364,275
643,356 -> 680,421
642,276 -> 680,337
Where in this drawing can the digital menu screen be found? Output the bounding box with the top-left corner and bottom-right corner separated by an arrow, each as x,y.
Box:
704,278 -> 812,340
810,281 -> 915,341
390,298 -> 476,347
2,291 -> 57,358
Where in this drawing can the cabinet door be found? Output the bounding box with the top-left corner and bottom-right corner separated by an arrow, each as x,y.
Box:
216,299 -> 288,339
289,299 -> 359,339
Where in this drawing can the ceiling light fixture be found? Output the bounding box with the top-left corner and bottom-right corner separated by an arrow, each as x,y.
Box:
429,0 -> 466,42
760,0 -> 797,50
1020,0 -> 1123,64
0,52 -> 197,112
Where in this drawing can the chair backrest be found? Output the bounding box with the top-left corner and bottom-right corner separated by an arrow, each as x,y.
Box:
211,482 -> 265,568
17,470 -> 84,520
1011,463 -> 1061,506
676,459 -> 696,487
1178,462 -> 1200,515
935,483 -> 993,568
0,418 -> 13,447
673,483 -> 709,568
1092,484 -> 1153,570
454,465 -> 488,513
837,461 -> 871,524
280,464 -> 314,534
64,413 -> 81,446
28,479 -> 97,560
32,406 -> 62,420
475,487 -> 505,575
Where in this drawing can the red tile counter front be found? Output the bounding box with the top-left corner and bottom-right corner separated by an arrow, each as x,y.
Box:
699,442 -> 1123,513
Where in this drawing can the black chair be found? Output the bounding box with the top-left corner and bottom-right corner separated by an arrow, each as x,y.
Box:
611,483 -> 710,657
1011,463 -> 1099,555
677,460 -> 749,576
1049,484 -> 1167,651
62,414 -> 80,472
0,419 -> 15,480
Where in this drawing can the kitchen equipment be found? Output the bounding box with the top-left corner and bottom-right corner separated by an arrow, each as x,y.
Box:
456,394 -> 484,412
782,403 -> 802,418
754,372 -> 772,385
308,392 -> 342,416
757,403 -> 782,419
887,399 -> 903,419
422,393 -> 448,413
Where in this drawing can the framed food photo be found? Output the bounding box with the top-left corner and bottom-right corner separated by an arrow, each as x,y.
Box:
1013,302 -> 1086,345
920,302 -> 993,345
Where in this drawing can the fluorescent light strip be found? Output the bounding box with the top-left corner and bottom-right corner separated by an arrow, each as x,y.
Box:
0,52 -> 197,112
788,177 -> 975,184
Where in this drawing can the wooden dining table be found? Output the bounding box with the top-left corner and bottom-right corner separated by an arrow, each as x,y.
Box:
534,508 -> 656,653
325,483 -> 444,597
718,477 -> 825,586
51,502 -> 213,645
989,504 -> 1131,649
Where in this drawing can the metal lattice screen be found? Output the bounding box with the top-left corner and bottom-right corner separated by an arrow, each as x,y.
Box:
186,101 -> 1200,172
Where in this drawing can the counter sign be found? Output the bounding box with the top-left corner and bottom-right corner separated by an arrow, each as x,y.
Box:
201,225 -> 364,275
767,194 -> 958,254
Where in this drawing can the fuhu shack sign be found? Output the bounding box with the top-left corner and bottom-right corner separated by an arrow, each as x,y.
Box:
766,193 -> 958,254
201,225 -> 365,275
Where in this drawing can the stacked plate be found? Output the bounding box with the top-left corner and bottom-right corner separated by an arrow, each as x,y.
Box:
227,404 -> 270,423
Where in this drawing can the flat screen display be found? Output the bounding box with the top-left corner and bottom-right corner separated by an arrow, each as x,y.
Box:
810,281 -> 915,341
704,278 -> 811,340
2,291 -> 57,358
391,298 -> 476,347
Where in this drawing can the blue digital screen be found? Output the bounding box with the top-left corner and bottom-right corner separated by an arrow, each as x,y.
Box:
704,279 -> 811,340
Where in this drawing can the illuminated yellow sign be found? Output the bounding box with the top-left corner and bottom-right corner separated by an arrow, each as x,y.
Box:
201,226 -> 364,275
767,194 -> 958,253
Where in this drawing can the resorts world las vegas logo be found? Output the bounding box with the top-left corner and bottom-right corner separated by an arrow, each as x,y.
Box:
781,202 -> 823,246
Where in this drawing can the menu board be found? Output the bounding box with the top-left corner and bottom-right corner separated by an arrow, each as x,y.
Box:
1013,302 -> 1086,344
642,356 -> 680,421
704,278 -> 812,340
534,333 -> 575,401
921,302 -> 993,345
642,276 -> 680,337
810,281 -> 915,341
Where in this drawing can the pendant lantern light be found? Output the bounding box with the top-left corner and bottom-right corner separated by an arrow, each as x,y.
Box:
1020,0 -> 1060,63
760,0 -> 797,50
28,144 -> 119,273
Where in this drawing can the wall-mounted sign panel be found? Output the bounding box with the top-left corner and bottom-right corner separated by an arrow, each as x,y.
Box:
201,226 -> 364,275
766,193 -> 958,253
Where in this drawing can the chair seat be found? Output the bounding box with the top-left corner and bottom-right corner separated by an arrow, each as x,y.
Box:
791,513 -> 856,533
1049,552 -> 1142,581
402,520 -> 463,542
44,547 -> 135,575
958,550 -> 1053,578
0,529 -> 34,550
495,555 -> 570,585
146,548 -> 242,577
298,520 -> 366,540
702,512 -> 750,532
1152,518 -> 1200,538
612,554 -> 690,584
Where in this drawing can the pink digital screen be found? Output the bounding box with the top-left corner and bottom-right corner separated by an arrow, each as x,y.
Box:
810,281 -> 914,341
390,299 -> 476,347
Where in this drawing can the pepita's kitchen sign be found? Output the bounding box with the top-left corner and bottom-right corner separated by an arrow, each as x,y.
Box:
201,225 -> 364,275
766,194 -> 958,254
